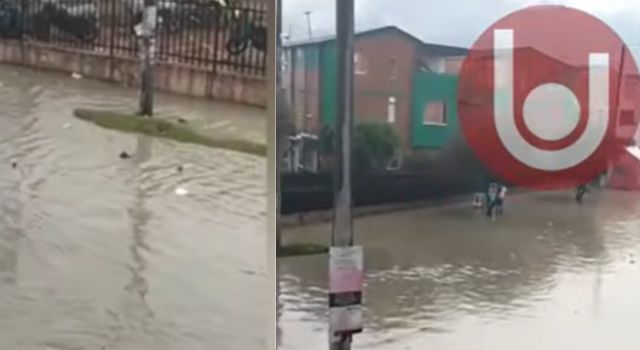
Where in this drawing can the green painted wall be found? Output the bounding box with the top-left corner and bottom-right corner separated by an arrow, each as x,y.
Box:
319,42 -> 337,126
303,46 -> 320,71
411,71 -> 460,148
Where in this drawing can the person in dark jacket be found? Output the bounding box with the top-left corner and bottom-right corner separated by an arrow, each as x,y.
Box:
486,183 -> 499,219
575,184 -> 589,203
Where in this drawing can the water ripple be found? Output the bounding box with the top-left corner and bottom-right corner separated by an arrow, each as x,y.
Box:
0,65 -> 266,350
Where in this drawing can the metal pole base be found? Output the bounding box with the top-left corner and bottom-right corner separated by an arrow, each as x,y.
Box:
330,334 -> 352,350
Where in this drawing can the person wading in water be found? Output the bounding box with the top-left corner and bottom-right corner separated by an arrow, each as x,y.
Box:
575,183 -> 589,203
496,184 -> 508,215
486,183 -> 499,222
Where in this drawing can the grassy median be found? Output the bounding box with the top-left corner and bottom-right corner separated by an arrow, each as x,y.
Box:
73,109 -> 266,157
277,244 -> 329,257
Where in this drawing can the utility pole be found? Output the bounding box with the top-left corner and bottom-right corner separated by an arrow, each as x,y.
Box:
330,0 -> 357,349
277,1 -> 284,88
332,0 -> 354,261
276,0 -> 287,253
276,0 -> 282,252
269,1 -> 278,349
138,0 -> 157,116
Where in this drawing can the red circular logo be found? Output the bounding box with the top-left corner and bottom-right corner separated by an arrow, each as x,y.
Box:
458,5 -> 640,189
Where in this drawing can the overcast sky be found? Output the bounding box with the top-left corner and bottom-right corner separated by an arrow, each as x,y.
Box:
282,0 -> 640,61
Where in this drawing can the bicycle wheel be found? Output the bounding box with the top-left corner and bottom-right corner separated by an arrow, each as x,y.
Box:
226,37 -> 249,55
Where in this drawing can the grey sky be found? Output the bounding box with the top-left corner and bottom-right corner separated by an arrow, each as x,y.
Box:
282,0 -> 640,61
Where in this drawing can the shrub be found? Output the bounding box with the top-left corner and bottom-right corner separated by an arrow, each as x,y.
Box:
318,122 -> 400,173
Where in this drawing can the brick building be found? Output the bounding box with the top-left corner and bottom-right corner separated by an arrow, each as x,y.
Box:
283,26 -> 468,154
283,26 -> 640,181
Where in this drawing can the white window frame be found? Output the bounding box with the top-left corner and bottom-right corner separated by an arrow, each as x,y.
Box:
387,96 -> 396,123
390,57 -> 397,80
620,109 -> 636,126
423,101 -> 447,126
354,52 -> 367,75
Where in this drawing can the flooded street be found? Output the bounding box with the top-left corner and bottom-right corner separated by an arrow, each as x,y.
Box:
0,65 -> 267,349
279,190 -> 640,350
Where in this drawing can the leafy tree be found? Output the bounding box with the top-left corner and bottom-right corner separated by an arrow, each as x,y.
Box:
318,122 -> 400,173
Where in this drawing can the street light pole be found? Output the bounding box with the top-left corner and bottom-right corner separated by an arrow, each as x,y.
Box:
276,0 -> 293,253
302,10 -> 313,132
277,0 -> 283,87
332,0 -> 355,248
276,0 -> 283,252
138,0 -> 157,116
304,11 -> 313,39
330,0 -> 355,349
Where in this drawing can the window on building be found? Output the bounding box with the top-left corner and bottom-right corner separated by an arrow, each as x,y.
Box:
387,97 -> 396,123
354,52 -> 368,75
620,110 -> 636,126
614,166 -> 628,177
423,101 -> 447,125
625,79 -> 639,100
390,58 -> 397,80
435,59 -> 446,73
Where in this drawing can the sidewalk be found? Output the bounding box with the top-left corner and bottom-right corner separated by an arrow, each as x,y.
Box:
0,64 -> 267,150
280,187 -> 539,228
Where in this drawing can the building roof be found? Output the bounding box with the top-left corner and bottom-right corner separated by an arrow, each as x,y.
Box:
284,25 -> 468,56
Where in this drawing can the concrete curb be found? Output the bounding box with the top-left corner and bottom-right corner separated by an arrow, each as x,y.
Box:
281,193 -> 475,228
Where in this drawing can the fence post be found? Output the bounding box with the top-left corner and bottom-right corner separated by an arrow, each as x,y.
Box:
108,0 -> 117,79
211,3 -> 222,75
18,0 -> 27,61
138,0 -> 157,116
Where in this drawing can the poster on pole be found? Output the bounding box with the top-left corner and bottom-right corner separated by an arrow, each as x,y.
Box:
329,246 -> 363,334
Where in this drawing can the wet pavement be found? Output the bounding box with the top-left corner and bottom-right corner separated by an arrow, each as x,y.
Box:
0,65 -> 268,349
279,189 -> 640,350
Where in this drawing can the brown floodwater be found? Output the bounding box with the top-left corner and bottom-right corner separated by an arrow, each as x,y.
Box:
279,190 -> 640,350
0,65 -> 268,350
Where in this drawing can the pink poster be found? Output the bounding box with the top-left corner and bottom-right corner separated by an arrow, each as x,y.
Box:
329,246 -> 363,294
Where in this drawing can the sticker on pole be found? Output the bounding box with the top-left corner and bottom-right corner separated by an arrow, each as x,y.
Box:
329,246 -> 363,335
458,5 -> 640,189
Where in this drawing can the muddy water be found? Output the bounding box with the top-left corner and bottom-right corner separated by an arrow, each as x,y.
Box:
279,190 -> 640,350
0,65 -> 267,349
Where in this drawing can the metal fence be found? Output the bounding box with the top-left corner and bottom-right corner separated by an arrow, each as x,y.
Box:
0,0 -> 267,76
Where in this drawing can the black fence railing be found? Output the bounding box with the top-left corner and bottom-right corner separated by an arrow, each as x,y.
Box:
281,172 -> 480,214
0,0 -> 267,76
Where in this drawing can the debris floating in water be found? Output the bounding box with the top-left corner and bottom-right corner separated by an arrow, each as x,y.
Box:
62,123 -> 71,129
175,187 -> 188,196
156,123 -> 170,134
71,72 -> 82,79
177,165 -> 184,172
177,117 -> 187,124
11,161 -> 17,168
203,120 -> 231,130
119,151 -> 132,159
